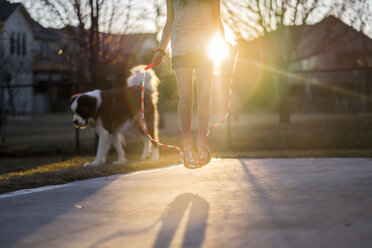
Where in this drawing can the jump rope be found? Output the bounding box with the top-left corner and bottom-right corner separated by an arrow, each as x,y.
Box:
141,52 -> 239,166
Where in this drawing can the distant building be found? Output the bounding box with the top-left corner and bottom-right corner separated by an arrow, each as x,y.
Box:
32,24 -> 80,113
0,0 -> 34,114
31,29 -> 158,112
1,0 -> 159,114
289,16 -> 372,112
99,33 -> 158,83
103,33 -> 157,58
290,16 -> 372,71
237,16 -> 372,112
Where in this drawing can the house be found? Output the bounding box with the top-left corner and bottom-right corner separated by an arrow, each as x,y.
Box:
289,16 -> 372,112
102,33 -> 158,58
31,28 -> 158,112
0,0 -> 79,114
237,16 -> 372,112
32,24 -> 81,113
0,0 -> 34,114
0,0 -> 159,114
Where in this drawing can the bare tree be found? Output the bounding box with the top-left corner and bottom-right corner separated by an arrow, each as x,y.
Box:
223,0 -> 353,122
26,0 -> 141,89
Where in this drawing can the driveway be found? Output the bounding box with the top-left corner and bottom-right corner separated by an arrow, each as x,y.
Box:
0,158 -> 372,248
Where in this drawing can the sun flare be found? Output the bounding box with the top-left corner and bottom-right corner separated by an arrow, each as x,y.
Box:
208,34 -> 229,66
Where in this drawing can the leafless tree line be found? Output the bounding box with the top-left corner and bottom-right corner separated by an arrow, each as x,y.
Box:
222,0 -> 372,121
24,0 -> 165,89
14,0 -> 372,117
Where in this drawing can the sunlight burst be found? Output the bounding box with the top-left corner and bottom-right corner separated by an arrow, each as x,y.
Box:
208,34 -> 229,66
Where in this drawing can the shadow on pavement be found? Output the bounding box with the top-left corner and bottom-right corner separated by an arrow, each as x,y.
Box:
154,192 -> 209,248
88,193 -> 209,248
0,175 -> 119,248
239,159 -> 293,245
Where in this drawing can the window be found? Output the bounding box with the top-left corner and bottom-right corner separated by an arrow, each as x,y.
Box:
9,32 -> 27,57
10,32 -> 15,55
17,32 -> 21,55
22,33 -> 26,56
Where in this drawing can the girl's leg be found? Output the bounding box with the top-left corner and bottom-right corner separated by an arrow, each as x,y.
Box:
174,67 -> 194,150
195,66 -> 213,148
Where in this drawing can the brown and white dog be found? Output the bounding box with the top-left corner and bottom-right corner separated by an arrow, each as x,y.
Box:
68,65 -> 159,167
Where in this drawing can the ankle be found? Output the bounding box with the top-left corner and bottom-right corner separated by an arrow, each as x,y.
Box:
196,138 -> 207,148
183,141 -> 193,151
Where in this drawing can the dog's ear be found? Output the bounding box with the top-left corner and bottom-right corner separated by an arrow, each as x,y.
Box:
68,93 -> 80,111
78,95 -> 98,118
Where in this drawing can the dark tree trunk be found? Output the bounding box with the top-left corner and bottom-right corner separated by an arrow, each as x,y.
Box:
278,71 -> 290,123
276,25 -> 291,123
89,0 -> 100,90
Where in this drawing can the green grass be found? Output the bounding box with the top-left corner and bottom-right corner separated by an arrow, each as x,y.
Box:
1,148 -> 372,194
0,152 -> 180,194
1,112 -> 372,194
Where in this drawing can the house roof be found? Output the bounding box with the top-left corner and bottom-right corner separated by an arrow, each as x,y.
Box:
291,16 -> 372,56
238,15 -> 372,64
0,0 -> 20,22
33,20 -> 60,41
100,32 -> 157,54
0,0 -> 35,29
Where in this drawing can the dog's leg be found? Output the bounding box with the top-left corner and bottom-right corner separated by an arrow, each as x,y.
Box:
151,143 -> 159,160
136,113 -> 151,160
112,133 -> 127,165
145,104 -> 159,161
143,123 -> 159,160
84,130 -> 111,167
141,137 -> 151,160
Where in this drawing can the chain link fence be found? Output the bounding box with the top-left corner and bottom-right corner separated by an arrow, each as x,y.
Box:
0,82 -> 96,155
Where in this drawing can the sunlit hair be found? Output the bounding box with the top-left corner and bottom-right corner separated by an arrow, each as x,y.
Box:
176,0 -> 211,7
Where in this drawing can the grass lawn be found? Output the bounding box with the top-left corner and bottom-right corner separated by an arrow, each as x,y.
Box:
1,112 -> 372,194
1,148 -> 372,194
0,152 -> 181,194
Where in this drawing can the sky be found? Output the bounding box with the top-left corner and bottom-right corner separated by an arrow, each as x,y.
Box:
13,0 -> 372,42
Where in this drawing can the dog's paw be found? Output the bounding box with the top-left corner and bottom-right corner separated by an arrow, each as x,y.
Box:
150,153 -> 159,160
141,155 -> 149,160
84,161 -> 100,167
113,158 -> 127,165
150,149 -> 159,160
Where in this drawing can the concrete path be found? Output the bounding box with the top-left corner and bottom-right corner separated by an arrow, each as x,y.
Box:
0,158 -> 372,248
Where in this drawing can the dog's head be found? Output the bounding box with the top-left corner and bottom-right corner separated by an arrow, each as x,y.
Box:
68,93 -> 98,129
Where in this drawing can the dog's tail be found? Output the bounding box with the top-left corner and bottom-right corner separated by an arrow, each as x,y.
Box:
127,65 -> 160,92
